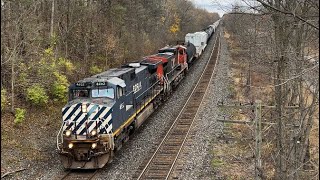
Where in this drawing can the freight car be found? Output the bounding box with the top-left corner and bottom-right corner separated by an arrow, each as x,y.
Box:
57,19 -> 220,169
185,32 -> 208,58
204,25 -> 214,40
203,19 -> 220,41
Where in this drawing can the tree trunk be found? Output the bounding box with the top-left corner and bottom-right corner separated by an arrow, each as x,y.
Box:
272,2 -> 287,178
50,0 -> 55,39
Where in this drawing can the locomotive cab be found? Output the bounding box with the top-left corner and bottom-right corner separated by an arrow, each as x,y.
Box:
58,80 -> 121,169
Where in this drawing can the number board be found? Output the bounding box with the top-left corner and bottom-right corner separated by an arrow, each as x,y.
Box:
75,82 -> 92,87
75,82 -> 86,87
95,82 -> 106,86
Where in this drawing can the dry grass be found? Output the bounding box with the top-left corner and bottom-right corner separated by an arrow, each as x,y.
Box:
213,28 -> 319,179
1,102 -> 63,173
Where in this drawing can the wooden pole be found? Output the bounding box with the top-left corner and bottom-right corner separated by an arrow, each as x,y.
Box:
255,100 -> 262,180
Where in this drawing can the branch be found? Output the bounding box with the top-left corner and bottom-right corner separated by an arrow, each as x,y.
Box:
255,0 -> 319,30
227,12 -> 271,16
247,64 -> 319,88
1,168 -> 26,178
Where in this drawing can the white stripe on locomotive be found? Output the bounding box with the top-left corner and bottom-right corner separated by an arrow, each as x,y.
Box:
62,103 -> 93,132
62,104 -> 79,120
75,105 -> 111,134
75,104 -> 99,134
62,107 -> 82,131
84,107 -> 110,134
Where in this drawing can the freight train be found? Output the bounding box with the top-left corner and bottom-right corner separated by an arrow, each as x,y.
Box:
56,19 -> 220,169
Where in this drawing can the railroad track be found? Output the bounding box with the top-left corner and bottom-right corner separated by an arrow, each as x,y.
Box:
135,32 -> 221,180
58,169 -> 99,180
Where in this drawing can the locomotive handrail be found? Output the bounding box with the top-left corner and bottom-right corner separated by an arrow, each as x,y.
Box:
164,75 -> 169,92
126,90 -> 133,96
165,64 -> 179,79
97,118 -> 109,134
56,121 -> 65,151
135,79 -> 160,99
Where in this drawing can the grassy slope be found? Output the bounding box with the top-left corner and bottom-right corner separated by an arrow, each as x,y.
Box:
1,102 -> 62,176
212,30 -> 319,179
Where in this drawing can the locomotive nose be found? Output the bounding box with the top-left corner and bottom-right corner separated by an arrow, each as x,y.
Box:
62,102 -> 113,136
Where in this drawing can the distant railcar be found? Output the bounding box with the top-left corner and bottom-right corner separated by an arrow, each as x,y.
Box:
185,32 -> 208,58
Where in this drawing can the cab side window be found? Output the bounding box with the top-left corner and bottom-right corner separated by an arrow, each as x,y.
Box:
117,87 -> 125,98
130,72 -> 136,80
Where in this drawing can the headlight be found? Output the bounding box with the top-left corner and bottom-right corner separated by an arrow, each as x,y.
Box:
68,143 -> 74,149
91,129 -> 97,136
65,130 -> 72,137
91,143 -> 97,149
82,103 -> 87,113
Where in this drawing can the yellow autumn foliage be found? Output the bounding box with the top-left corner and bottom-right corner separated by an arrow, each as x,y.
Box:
169,14 -> 181,34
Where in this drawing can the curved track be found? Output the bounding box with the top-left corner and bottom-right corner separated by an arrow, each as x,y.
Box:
135,32 -> 221,180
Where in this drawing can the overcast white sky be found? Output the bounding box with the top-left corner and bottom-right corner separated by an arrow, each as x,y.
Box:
190,0 -> 246,17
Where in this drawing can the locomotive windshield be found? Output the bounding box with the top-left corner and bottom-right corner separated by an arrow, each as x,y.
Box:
92,88 -> 115,99
71,89 -> 90,99
69,88 -> 115,100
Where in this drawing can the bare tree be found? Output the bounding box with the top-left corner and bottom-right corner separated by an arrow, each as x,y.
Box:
243,0 -> 319,179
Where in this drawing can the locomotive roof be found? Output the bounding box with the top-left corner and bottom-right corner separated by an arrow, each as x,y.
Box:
94,68 -> 134,77
74,64 -> 149,86
134,65 -> 147,74
76,68 -> 135,83
159,45 -> 186,51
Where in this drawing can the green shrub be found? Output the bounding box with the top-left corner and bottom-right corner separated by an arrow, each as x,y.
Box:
58,57 -> 75,73
44,47 -> 54,57
89,65 -> 103,75
51,72 -> 69,102
52,82 -> 68,102
26,85 -> 49,105
14,108 -> 26,124
1,89 -> 7,111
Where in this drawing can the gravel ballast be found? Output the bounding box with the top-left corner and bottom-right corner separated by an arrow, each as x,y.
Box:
174,28 -> 232,180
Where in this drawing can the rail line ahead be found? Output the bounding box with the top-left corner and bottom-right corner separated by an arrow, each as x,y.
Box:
135,32 -> 221,180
